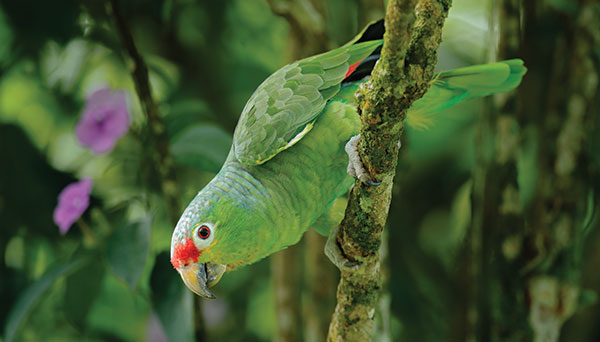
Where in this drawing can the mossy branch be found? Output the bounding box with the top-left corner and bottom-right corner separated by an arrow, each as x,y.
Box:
327,1 -> 451,341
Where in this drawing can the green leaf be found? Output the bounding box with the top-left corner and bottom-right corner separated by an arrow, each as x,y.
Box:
0,0 -> 80,56
86,272 -> 149,341
164,99 -> 212,138
0,8 -> 14,67
3,258 -> 84,342
170,124 -> 232,173
418,180 -> 472,269
106,216 -> 152,290
246,278 -> 276,340
64,256 -> 106,327
578,289 -> 598,310
151,252 -> 194,342
547,0 -> 578,14
40,39 -> 91,93
517,128 -> 539,208
448,180 -> 472,245
147,55 -> 181,101
582,190 -> 595,237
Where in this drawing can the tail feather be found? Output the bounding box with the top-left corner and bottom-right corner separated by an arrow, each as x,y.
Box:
331,20 -> 526,129
406,59 -> 527,129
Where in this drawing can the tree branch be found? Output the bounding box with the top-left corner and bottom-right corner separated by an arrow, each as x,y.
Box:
327,1 -> 451,341
106,2 -> 206,341
107,0 -> 180,226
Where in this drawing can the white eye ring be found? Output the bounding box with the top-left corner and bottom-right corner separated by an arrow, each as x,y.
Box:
192,223 -> 215,249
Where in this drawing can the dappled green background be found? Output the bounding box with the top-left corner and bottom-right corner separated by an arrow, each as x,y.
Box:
0,0 -> 598,341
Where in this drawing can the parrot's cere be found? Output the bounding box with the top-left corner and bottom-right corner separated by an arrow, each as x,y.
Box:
170,21 -> 527,298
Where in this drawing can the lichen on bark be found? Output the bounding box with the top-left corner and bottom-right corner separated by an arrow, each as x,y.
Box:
327,1 -> 452,341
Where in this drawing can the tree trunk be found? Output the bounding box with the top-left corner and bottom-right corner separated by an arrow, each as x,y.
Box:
272,242 -> 304,342
265,2 -> 331,341
304,230 -> 337,342
471,0 -> 528,340
327,1 -> 452,341
473,1 -> 600,341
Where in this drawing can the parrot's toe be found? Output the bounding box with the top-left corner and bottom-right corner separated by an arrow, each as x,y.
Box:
325,226 -> 363,271
345,134 -> 400,186
345,135 -> 377,185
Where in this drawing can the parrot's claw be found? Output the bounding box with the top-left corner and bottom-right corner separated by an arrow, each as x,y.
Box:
345,135 -> 402,186
325,226 -> 362,271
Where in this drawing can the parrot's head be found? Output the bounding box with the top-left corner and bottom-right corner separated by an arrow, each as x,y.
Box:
170,192 -> 229,299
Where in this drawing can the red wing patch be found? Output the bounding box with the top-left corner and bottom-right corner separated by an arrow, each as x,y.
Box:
344,61 -> 361,79
171,238 -> 201,269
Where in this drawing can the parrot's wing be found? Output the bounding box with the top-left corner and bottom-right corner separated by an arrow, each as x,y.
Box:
233,40 -> 382,165
407,59 -> 527,129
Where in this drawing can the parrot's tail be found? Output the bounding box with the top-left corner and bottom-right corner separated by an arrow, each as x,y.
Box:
406,59 -> 527,129
338,19 -> 527,130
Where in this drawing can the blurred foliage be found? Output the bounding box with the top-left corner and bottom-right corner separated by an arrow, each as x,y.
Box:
0,0 -> 598,342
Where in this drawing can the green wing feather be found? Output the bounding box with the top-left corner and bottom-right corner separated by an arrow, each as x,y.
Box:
407,59 -> 527,129
233,40 -> 382,166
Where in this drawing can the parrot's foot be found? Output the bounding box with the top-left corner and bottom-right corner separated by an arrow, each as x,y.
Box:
325,226 -> 362,271
345,135 -> 402,186
345,135 -> 380,186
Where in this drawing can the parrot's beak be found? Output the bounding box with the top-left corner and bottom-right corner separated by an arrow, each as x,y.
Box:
178,262 -> 227,299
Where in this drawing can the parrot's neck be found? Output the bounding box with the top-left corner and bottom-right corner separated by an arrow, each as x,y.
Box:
209,162 -> 307,240
203,165 -> 271,215
199,164 -> 308,266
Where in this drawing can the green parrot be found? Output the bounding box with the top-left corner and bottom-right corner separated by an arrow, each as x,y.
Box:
170,21 -> 527,298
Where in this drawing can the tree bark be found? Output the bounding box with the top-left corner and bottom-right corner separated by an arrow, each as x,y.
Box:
523,2 -> 599,341
265,2 -> 333,341
271,242 -> 304,342
327,1 -> 452,341
473,1 -> 600,341
471,0 -> 527,340
304,230 -> 337,342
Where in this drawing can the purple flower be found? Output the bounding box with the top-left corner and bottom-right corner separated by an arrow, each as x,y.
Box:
76,88 -> 130,154
53,179 -> 93,234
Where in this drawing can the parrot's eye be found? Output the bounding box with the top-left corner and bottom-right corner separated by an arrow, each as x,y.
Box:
198,225 -> 211,239
192,222 -> 215,250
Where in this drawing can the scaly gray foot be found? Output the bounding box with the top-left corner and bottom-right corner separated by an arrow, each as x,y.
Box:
345,134 -> 401,186
325,226 -> 362,271
345,135 -> 380,186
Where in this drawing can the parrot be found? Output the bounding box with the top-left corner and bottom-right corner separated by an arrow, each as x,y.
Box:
170,20 -> 527,298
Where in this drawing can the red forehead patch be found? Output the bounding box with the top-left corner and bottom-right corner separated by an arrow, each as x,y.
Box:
171,238 -> 201,269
